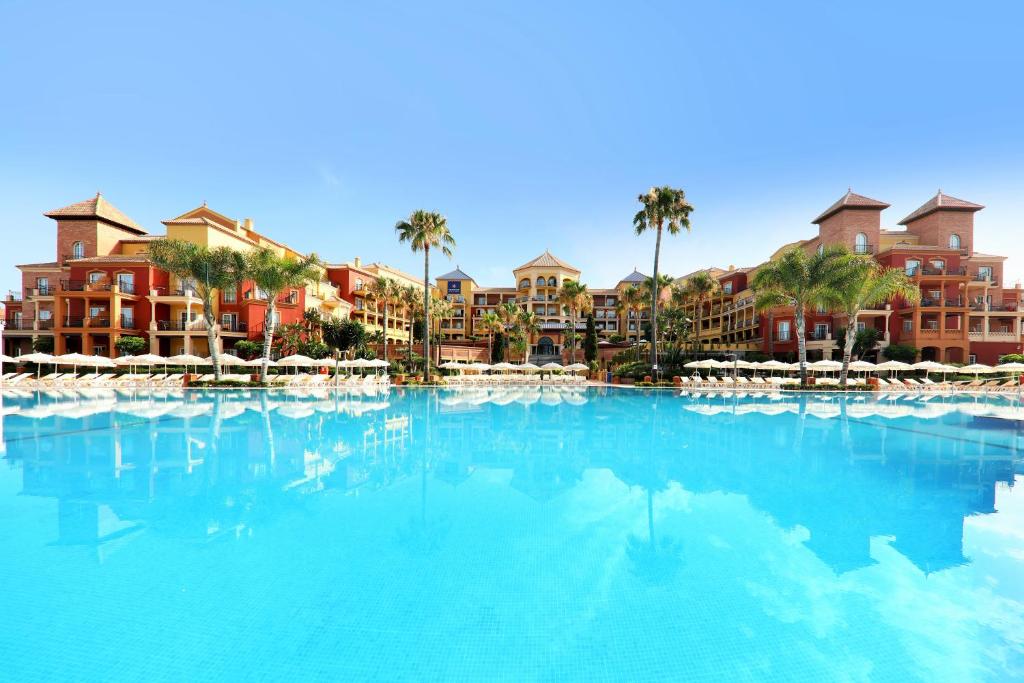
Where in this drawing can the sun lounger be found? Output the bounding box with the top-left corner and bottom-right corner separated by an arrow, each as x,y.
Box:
5,372 -> 33,385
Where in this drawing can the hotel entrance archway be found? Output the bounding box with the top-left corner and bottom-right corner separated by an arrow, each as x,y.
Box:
536,336 -> 555,356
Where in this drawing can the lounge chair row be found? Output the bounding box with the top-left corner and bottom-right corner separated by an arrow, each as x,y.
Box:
445,375 -> 587,386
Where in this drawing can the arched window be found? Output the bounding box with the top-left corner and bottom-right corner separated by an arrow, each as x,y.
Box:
949,233 -> 961,249
547,277 -> 557,287
905,259 -> 921,276
854,233 -> 868,254
519,279 -> 530,289
72,241 -> 84,258
536,276 -> 546,287
355,278 -> 363,291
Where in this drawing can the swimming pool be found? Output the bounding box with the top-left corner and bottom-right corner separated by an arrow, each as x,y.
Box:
1,387 -> 1022,681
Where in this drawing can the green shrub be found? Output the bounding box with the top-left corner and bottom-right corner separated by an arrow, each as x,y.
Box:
883,343 -> 918,363
115,335 -> 147,355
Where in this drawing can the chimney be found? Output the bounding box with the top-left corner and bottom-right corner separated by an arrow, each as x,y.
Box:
353,256 -> 361,268
244,218 -> 254,232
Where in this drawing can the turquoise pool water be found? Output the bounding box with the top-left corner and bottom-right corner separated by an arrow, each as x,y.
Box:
1,386 -> 1023,681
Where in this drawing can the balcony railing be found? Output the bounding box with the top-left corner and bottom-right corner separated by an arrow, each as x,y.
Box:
854,243 -> 874,254
62,280 -> 112,292
64,317 -> 85,328
5,317 -> 32,330
157,320 -> 210,332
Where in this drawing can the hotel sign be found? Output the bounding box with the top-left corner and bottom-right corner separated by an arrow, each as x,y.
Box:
447,281 -> 462,294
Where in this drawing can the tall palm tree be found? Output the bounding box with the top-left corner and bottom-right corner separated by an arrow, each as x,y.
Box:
634,186 -> 694,368
515,309 -> 541,363
752,245 -> 859,384
367,276 -> 398,362
148,239 -> 247,380
430,292 -> 455,366
245,248 -> 323,382
617,285 -> 645,360
396,210 -> 455,382
682,271 -> 720,355
479,311 -> 502,362
834,257 -> 920,385
557,279 -> 592,363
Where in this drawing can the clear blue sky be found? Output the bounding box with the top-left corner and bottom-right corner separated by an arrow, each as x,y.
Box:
2,0 -> 1023,294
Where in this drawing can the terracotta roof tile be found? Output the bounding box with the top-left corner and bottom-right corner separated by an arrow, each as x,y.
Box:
16,261 -> 62,269
44,193 -> 147,234
898,191 -> 984,225
514,250 -> 580,272
67,255 -> 151,263
812,190 -> 890,224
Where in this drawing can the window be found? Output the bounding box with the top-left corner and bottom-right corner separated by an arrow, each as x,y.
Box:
854,233 -> 869,253
905,259 -> 921,276
117,272 -> 134,293
949,234 -> 961,249
121,306 -> 134,327
39,309 -> 52,321
856,321 -> 866,332
88,271 -> 104,283
271,311 -> 281,329
519,279 -> 530,289
36,277 -> 49,294
723,282 -> 733,294
777,321 -> 791,341
256,287 -> 269,300
814,323 -> 829,339
931,259 -> 945,271
89,305 -> 104,318
221,313 -> 237,330
902,319 -> 913,333
968,354 -> 977,364
978,266 -> 993,281
536,277 -> 546,287
223,287 -> 237,303
547,277 -> 557,287
72,241 -> 84,258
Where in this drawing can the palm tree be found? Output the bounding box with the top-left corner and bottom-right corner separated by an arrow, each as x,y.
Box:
396,211 -> 455,382
682,271 -> 720,355
642,273 -> 673,347
479,311 -> 502,362
617,285 -> 645,360
834,257 -> 920,385
634,186 -> 694,367
752,245 -> 859,384
245,248 -> 323,382
429,291 -> 455,366
399,284 -> 421,364
367,276 -> 398,362
557,279 -> 592,363
148,239 -> 246,380
515,309 -> 541,363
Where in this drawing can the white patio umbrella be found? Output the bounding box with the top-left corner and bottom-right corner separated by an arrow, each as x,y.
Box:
469,362 -> 493,372
565,362 -> 589,372
114,355 -> 137,367
439,360 -> 467,369
247,357 -> 278,367
517,362 -> 540,372
167,353 -> 209,373
875,360 -> 913,377
808,359 -> 843,371
755,359 -> 790,377
15,352 -> 56,378
277,354 -> 318,366
540,362 -> 563,371
960,363 -> 994,378
491,362 -> 517,371
0,353 -> 16,364
996,361 -> 1024,373
911,360 -> 948,378
56,353 -> 115,374
847,360 -> 877,371
208,354 -> 247,366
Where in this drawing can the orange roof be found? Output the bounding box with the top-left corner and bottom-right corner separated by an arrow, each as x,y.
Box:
898,191 -> 984,225
812,190 -> 890,224
44,193 -> 147,234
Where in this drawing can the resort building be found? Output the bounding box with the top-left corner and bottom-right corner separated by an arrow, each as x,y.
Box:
4,189 -> 1021,364
325,258 -> 425,346
681,190 -> 1024,364
433,252 -> 653,362
3,195 -> 348,358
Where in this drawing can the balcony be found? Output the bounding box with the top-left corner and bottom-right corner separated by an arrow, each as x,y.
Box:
854,243 -> 874,255
4,317 -> 33,330
156,320 -> 210,332
5,293 -> 23,302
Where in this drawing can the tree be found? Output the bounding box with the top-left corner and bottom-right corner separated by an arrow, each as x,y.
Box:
557,279 -> 592,363
836,326 -> 883,360
32,336 -> 54,353
323,318 -> 366,378
883,343 -> 918,363
234,339 -> 262,360
751,245 -> 859,384
633,186 -> 694,368
429,292 -> 455,365
244,247 -> 323,382
114,335 -> 146,356
399,284 -> 421,364
517,310 -> 540,363
149,239 -> 246,380
833,258 -> 920,384
396,210 -> 455,382
584,313 -> 598,363
682,271 -> 720,355
479,311 -> 502,363
492,331 -> 506,363
617,285 -> 645,360
302,308 -> 324,341
367,276 -> 398,362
